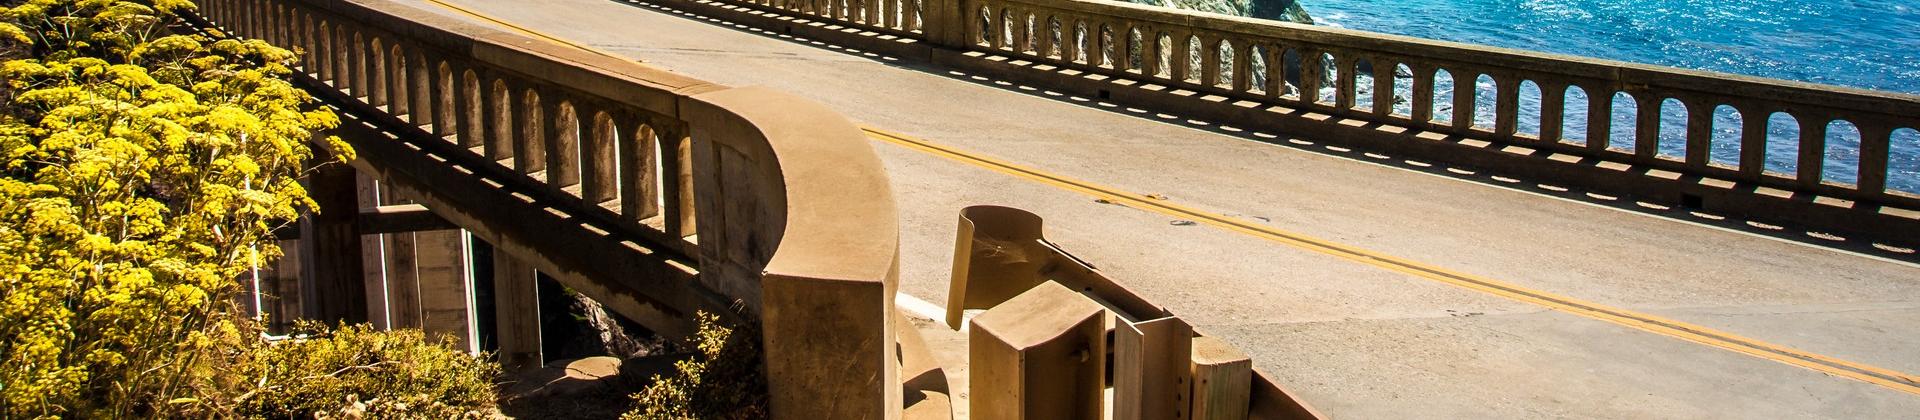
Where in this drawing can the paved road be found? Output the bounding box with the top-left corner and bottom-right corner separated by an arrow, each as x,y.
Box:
405,0 -> 1920,417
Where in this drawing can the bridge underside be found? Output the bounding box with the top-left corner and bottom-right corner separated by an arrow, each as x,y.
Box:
398,0 -> 1920,417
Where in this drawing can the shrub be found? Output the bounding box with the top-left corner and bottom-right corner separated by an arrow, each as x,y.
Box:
622,312 -> 767,420
228,323 -> 499,419
0,0 -> 490,418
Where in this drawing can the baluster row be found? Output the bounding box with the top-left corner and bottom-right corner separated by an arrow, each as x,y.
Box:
958,0 -> 1917,200
200,0 -> 706,238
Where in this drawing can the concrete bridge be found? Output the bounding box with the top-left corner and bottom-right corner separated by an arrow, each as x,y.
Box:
196,0 -> 1920,418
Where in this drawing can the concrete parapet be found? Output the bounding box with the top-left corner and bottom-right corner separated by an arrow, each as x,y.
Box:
656,0 -> 1920,245
196,0 -> 910,417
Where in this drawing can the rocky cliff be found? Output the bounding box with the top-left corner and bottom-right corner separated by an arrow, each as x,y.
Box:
1128,0 -> 1313,24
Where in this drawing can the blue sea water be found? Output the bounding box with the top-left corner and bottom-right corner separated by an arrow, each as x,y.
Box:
1292,0 -> 1920,193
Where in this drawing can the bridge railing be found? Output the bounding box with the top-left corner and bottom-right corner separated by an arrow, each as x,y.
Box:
199,0 -> 909,417
957,0 -> 1920,206
683,0 -> 1920,233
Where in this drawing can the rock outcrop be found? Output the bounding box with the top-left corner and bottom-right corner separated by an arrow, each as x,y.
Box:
1130,0 -> 1313,24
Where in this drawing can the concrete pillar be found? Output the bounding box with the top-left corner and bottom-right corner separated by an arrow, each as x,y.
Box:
416,229 -> 474,351
298,148 -> 367,324
379,189 -> 422,330
492,250 -> 542,371
357,174 -> 389,329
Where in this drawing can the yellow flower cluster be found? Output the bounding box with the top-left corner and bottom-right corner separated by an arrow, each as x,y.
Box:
0,0 -> 344,416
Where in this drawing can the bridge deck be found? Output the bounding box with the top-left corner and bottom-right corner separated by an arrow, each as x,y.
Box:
405,0 -> 1920,417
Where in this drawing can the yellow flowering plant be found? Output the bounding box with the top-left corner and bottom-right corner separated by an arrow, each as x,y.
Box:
0,0 -> 492,417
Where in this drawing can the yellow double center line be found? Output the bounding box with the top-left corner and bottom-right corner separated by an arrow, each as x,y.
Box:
424,0 -> 1920,397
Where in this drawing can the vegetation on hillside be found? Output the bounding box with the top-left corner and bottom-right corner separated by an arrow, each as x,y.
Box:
622,312 -> 766,420
0,0 -> 492,417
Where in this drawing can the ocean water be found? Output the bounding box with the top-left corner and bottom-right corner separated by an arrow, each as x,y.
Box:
1290,0 -> 1920,193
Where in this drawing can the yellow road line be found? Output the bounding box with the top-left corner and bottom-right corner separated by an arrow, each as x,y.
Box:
864,127 -> 1920,396
422,0 -> 1920,397
423,0 -> 635,62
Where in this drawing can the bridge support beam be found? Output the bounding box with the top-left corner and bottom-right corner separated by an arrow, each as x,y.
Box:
298,147 -> 368,324
492,251 -> 543,371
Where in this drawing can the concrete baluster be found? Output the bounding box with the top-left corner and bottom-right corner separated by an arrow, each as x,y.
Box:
1585,86 -> 1613,152
280,5 -> 295,49
902,0 -> 919,32
455,66 -> 485,149
240,0 -> 254,38
267,4 -> 283,45
659,124 -> 698,239
1450,68 -> 1477,133
1170,31 -> 1192,82
485,76 -> 516,162
513,85 -> 548,173
293,10 -> 313,76
1142,28 -> 1162,77
1633,93 -> 1661,160
314,22 -> 333,82
1371,57 -> 1396,117
1538,81 -> 1567,143
1062,16 -> 1081,63
1264,45 -> 1286,99
1856,121 -> 1893,195
345,31 -> 364,97
334,27 -> 352,91
1200,35 -> 1222,87
389,46 -> 411,118
433,61 -> 460,140
409,51 -> 435,127
1232,38 -> 1253,93
622,118 -> 663,221
1295,49 -> 1322,106
1011,9 -> 1030,54
988,6 -> 1006,50
887,0 -> 902,29
251,0 -> 265,39
1409,63 -> 1434,123
1683,97 -> 1714,166
546,97 -> 584,190
1334,54 -> 1356,110
1737,102 -> 1769,179
582,107 -> 620,205
1493,75 -> 1520,138
1036,14 -> 1055,59
1796,112 -> 1828,187
368,38 -> 387,107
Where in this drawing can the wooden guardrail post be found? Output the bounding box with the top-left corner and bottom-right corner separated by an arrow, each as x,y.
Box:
1113,316 -> 1195,420
1191,336 -> 1254,420
969,281 -> 1107,420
